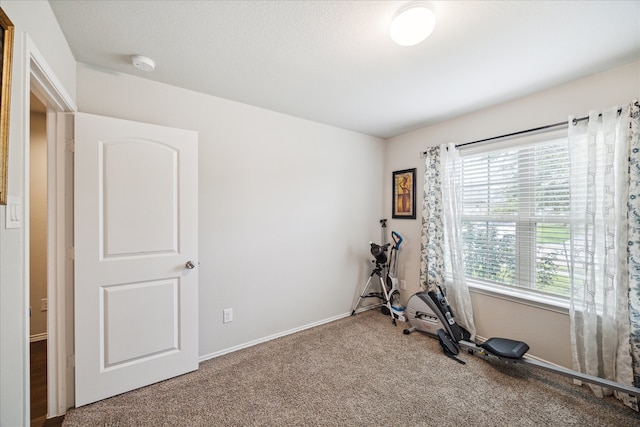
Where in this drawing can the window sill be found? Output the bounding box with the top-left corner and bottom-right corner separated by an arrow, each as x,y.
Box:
467,280 -> 570,315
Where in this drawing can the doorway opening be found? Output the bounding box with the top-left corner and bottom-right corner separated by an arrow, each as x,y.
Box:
27,37 -> 77,423
29,92 -> 51,426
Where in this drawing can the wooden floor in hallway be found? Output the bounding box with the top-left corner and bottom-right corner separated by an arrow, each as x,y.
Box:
31,340 -> 64,427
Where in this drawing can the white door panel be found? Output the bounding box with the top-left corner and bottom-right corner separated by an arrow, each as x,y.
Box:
102,139 -> 178,256
102,278 -> 179,368
74,113 -> 198,407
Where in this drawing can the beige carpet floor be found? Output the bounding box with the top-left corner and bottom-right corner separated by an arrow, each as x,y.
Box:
63,309 -> 640,426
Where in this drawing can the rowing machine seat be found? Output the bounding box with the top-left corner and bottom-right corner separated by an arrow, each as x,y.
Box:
480,337 -> 529,359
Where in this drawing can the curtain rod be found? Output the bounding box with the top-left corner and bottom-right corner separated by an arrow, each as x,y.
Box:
420,103 -> 637,156
454,119 -> 572,149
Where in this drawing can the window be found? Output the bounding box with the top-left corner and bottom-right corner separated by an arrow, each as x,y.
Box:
459,131 -> 571,299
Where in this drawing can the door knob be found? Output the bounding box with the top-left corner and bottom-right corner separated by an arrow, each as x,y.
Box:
185,260 -> 196,269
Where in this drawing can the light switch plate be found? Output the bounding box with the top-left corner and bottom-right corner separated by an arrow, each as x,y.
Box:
5,196 -> 21,229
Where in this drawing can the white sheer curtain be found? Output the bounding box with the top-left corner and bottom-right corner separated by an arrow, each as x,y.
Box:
441,143 -> 476,339
420,143 -> 476,339
568,102 -> 638,409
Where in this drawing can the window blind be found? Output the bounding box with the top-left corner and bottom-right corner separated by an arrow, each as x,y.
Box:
459,136 -> 571,297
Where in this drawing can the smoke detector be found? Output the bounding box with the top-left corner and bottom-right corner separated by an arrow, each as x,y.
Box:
131,54 -> 156,72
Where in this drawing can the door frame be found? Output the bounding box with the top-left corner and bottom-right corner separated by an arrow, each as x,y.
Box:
24,34 -> 76,419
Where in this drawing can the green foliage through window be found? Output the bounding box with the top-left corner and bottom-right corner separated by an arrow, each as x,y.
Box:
459,137 -> 570,298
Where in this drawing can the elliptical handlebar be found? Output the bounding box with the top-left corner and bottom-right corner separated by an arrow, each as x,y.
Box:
391,231 -> 403,250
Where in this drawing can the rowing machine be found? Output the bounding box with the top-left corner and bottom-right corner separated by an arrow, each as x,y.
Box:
404,290 -> 640,399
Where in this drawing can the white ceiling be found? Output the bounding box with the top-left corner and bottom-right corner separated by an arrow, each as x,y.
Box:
48,0 -> 640,139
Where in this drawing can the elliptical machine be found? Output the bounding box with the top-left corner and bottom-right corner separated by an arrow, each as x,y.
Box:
351,219 -> 405,325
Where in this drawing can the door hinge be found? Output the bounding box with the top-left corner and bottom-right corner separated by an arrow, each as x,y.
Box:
67,354 -> 75,368
66,247 -> 75,260
65,139 -> 75,153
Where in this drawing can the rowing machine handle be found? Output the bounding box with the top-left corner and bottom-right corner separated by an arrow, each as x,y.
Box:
391,231 -> 403,249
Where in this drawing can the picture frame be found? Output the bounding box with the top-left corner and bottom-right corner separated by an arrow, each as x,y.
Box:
0,7 -> 13,205
392,168 -> 416,219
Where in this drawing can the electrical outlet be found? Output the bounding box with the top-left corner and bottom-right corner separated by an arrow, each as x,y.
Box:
41,298 -> 48,311
223,308 -> 233,323
400,280 -> 407,290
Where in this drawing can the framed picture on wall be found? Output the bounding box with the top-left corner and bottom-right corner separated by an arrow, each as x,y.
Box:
0,7 -> 13,205
392,168 -> 416,219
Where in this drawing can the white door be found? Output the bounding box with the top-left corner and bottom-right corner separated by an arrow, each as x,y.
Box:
74,113 -> 198,406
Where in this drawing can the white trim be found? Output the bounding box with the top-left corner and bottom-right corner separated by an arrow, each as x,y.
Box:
199,312 -> 352,363
28,39 -> 76,113
469,280 -> 570,315
30,333 -> 47,343
24,33 -> 77,420
53,112 -> 74,416
22,31 -> 32,426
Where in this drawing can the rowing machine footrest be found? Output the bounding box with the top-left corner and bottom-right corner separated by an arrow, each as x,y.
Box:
480,337 -> 529,359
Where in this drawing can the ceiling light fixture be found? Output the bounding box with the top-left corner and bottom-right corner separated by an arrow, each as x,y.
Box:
131,54 -> 156,72
389,1 -> 436,47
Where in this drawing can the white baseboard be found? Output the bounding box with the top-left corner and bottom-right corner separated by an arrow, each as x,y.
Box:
199,311 -> 353,363
475,334 -> 488,343
198,312 -> 568,370
30,333 -> 47,342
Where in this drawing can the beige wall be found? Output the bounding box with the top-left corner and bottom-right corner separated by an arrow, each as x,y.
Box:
29,111 -> 47,338
385,60 -> 640,368
2,3 -> 637,424
76,64 -> 385,358
0,1 -> 77,425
